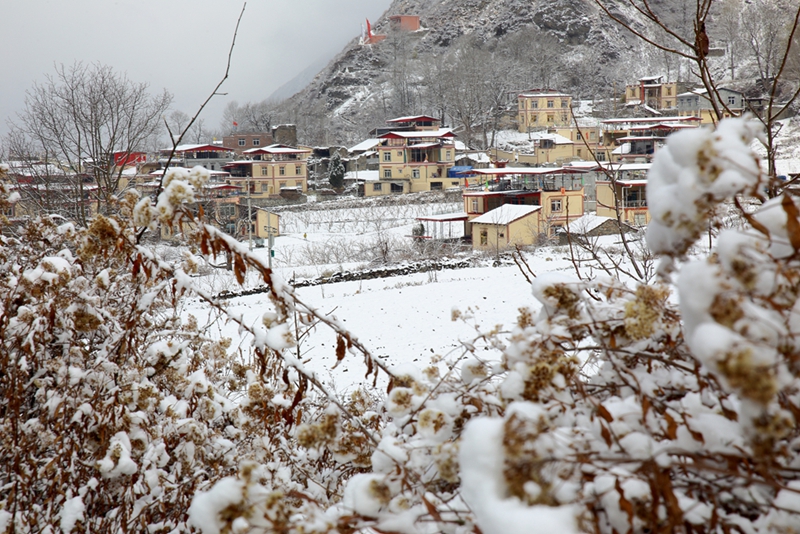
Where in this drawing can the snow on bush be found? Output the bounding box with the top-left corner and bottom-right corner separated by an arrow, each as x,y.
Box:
3,117 -> 800,533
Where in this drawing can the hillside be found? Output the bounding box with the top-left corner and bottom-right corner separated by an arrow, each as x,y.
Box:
273,0 -> 659,146
269,0 -> 794,148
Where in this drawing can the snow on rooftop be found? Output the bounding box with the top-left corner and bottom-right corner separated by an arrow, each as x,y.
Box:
471,204 -> 542,225
345,169 -> 380,181
566,214 -> 616,234
349,139 -> 380,153
380,128 -> 455,139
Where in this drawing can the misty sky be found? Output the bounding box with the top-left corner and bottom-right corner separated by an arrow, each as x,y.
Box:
0,0 -> 393,137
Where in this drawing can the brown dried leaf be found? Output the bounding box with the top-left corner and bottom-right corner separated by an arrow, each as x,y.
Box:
597,404 -> 614,423
782,193 -> 800,252
665,413 -> 678,440
422,495 -> 443,523
615,479 -> 635,525
600,423 -> 613,447
332,335 -> 346,369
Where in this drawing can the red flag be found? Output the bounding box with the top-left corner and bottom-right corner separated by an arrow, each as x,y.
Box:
233,121 -> 238,127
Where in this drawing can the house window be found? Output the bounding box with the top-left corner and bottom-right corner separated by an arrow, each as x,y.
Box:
238,139 -> 246,146
471,199 -> 478,212
547,100 -> 554,108
451,181 -> 459,186
383,152 -> 391,162
666,87 -> 672,96
532,100 -> 538,109
412,168 -> 420,178
561,100 -> 568,108
384,168 -> 392,178
576,132 -> 582,140
499,231 -> 505,238
295,165 -> 302,175
279,166 -> 285,176
480,229 -> 488,245
253,139 -> 260,146
373,183 -> 382,192
430,182 -> 443,191
397,151 -> 403,157
551,199 -> 562,212
634,212 -> 647,226
547,115 -> 554,123
531,115 -> 537,123
577,149 -> 582,158
261,167 -> 268,176
561,113 -> 568,123
446,151 -> 451,160
728,96 -> 736,105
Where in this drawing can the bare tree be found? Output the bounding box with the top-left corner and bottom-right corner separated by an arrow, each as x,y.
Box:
9,62 -> 172,222
594,0 -> 800,195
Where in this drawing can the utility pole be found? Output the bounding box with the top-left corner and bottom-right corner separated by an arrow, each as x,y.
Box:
247,175 -> 253,251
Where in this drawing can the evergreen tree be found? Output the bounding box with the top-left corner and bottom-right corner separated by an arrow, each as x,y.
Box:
328,152 -> 345,190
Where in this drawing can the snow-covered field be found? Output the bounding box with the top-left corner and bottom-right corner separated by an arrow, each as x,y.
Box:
183,196 -> 580,391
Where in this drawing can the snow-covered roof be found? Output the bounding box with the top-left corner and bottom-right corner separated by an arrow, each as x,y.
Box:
613,143 -> 632,155
416,212 -> 468,222
466,152 -> 491,163
166,144 -> 235,153
567,214 -> 617,234
602,116 -> 701,125
149,167 -> 230,177
345,169 -> 380,181
471,204 -> 542,225
243,144 -> 309,155
387,115 -> 440,123
378,128 -> 455,139
617,179 -> 648,186
408,142 -> 441,149
518,92 -> 571,98
349,139 -> 380,153
471,166 -> 586,176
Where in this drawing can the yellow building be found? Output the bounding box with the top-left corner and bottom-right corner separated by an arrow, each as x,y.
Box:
595,164 -> 651,226
369,115 -> 460,197
470,204 -> 543,250
517,91 -> 573,132
254,209 -> 280,239
600,117 -> 701,163
464,168 -> 586,237
625,76 -> 680,111
223,144 -> 310,197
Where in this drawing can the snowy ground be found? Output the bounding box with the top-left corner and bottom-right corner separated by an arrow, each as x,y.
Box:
181,197 -> 581,392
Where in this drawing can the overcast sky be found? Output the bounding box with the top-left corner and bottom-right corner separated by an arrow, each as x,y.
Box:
0,0 -> 393,138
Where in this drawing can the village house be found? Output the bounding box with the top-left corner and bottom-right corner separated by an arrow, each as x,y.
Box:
366,115 -> 460,197
677,87 -> 746,123
595,162 -> 652,226
223,132 -> 274,155
470,204 -> 544,251
600,117 -> 701,162
517,91 -> 573,132
159,144 -> 236,172
492,131 -> 577,167
624,76 -> 688,112
463,167 -> 586,238
222,144 -> 311,199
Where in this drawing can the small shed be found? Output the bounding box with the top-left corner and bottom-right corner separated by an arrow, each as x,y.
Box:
559,214 -> 636,244
470,204 -> 543,250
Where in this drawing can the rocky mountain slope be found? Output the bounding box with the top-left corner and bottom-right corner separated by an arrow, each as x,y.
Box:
273,0 -> 789,147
